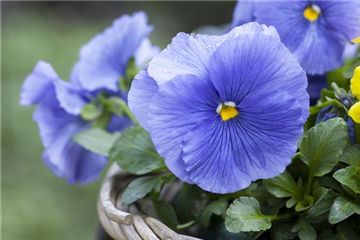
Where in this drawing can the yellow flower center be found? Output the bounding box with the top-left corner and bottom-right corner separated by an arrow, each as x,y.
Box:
303,5 -> 321,22
351,37 -> 360,44
217,102 -> 238,121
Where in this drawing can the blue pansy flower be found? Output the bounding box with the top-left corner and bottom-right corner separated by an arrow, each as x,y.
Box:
20,12 -> 159,184
256,1 -> 360,75
20,61 -> 111,184
230,1 -> 360,75
129,23 -> 309,193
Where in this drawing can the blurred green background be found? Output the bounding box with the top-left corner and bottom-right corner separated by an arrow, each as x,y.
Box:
1,1 -> 235,240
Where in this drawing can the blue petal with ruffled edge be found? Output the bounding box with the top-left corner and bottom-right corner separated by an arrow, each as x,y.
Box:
70,12 -> 155,92
134,39 -> 161,68
35,97 -> 107,184
254,1 -> 360,75
20,61 -> 58,106
54,79 -> 89,115
130,23 -> 309,193
148,74 -> 219,183
128,67 -> 159,131
147,22 -> 279,86
20,62 -> 108,184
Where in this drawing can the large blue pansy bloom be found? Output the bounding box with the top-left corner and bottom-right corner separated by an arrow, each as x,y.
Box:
20,12 -> 159,184
129,23 -> 309,193
231,1 -> 360,75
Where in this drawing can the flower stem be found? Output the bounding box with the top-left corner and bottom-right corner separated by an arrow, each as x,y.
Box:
305,170 -> 314,196
108,97 -> 139,126
177,220 -> 196,230
269,212 -> 294,221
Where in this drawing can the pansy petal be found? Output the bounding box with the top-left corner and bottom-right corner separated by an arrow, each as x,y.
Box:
316,1 -> 360,41
54,79 -> 89,116
307,74 -> 327,105
255,1 -> 354,75
292,24 -> 345,75
347,116 -> 356,145
343,43 -> 359,61
148,22 -> 279,85
32,91 -> 76,148
106,114 -> 132,133
208,33 -> 309,121
42,122 -> 107,185
128,67 -> 159,131
229,0 -> 255,30
351,66 -> 360,99
148,74 -> 219,182
349,101 -> 360,124
147,32 -> 211,85
20,61 -> 58,106
183,91 -> 303,193
134,38 -> 161,68
33,94 -> 107,184
71,12 -> 153,91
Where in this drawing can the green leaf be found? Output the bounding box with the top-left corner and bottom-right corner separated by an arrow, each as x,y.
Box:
319,222 -> 360,240
333,166 -> 360,194
81,102 -> 102,120
92,112 -> 112,129
122,175 -> 163,206
225,197 -> 272,233
263,171 -> 303,208
311,184 -> 327,199
109,127 -> 165,175
120,58 -> 139,91
320,88 -> 336,103
336,222 -> 360,240
173,183 -> 202,222
287,157 -> 309,180
339,144 -> 360,167
204,222 -> 256,240
153,200 -> 178,229
355,122 -> 360,146
292,219 -> 317,240
327,68 -> 349,90
307,189 -> 339,223
320,226 -> 360,240
72,128 -> 119,156
329,196 -> 360,224
295,196 -> 314,212
343,58 -> 360,79
270,221 -> 297,240
317,176 -> 344,194
197,198 -> 228,227
309,99 -> 342,115
299,118 -> 349,177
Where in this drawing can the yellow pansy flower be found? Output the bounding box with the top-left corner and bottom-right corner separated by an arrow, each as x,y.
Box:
349,66 -> 360,123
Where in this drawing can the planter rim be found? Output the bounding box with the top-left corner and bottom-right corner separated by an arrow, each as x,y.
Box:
97,162 -> 202,240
